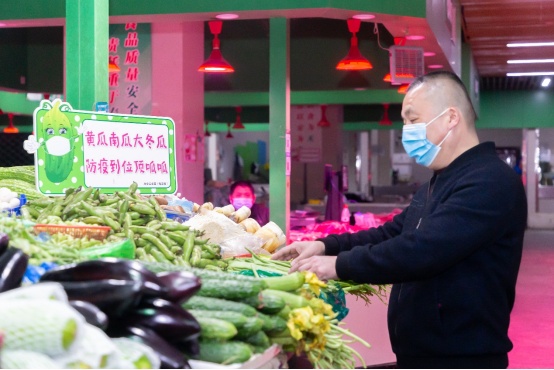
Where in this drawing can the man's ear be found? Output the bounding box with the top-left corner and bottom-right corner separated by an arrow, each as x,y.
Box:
447,107 -> 461,130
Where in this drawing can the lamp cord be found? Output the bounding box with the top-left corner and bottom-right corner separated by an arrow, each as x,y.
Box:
374,23 -> 389,52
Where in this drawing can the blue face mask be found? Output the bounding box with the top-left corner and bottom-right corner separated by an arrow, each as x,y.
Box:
402,109 -> 451,167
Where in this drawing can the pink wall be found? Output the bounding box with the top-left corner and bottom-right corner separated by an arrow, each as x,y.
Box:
151,22 -> 205,203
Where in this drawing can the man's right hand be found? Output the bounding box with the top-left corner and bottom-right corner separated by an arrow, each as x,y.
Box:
271,240 -> 326,262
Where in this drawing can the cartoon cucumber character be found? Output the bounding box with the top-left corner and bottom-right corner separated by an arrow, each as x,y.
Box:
42,100 -> 76,183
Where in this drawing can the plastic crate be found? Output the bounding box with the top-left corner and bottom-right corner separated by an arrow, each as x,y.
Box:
33,224 -> 111,240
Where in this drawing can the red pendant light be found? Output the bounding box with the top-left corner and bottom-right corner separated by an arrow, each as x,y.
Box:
379,104 -> 392,126
397,84 -> 410,94
317,105 -> 331,127
383,73 -> 391,82
226,122 -> 234,138
336,18 -> 373,71
233,106 -> 245,129
198,20 -> 234,73
3,113 -> 19,134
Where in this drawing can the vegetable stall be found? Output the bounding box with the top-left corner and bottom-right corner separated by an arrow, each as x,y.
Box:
0,166 -> 389,369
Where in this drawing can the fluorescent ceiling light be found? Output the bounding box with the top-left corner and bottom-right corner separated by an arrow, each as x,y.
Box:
507,42 -> 554,47
542,78 -> 552,87
215,13 -> 239,20
506,72 -> 554,76
352,14 -> 375,20
507,59 -> 554,64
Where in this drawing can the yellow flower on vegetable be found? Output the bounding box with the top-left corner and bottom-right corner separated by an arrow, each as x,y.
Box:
304,271 -> 327,296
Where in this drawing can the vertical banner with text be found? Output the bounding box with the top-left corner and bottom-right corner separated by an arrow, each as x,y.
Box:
290,105 -> 323,163
109,23 -> 152,115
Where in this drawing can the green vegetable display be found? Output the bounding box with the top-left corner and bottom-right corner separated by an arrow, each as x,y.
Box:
20,184 -> 226,269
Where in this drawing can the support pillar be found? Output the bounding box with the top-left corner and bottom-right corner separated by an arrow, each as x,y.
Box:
268,18 -> 290,235
65,0 -> 109,109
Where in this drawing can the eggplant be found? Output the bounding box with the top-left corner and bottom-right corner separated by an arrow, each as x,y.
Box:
59,279 -> 143,317
0,247 -> 29,293
111,325 -> 190,369
172,335 -> 200,357
156,271 -> 201,304
40,258 -> 167,297
125,298 -> 201,341
69,300 -> 109,330
0,232 -> 9,257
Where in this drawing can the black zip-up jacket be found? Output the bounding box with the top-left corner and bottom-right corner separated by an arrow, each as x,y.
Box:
319,142 -> 527,364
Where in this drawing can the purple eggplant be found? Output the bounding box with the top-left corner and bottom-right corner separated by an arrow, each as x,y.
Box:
59,279 -> 143,317
126,298 -> 201,341
172,335 -> 200,358
156,271 -> 201,304
111,325 -> 190,369
69,300 -> 109,330
0,232 -> 9,256
40,258 -> 167,297
0,247 -> 29,293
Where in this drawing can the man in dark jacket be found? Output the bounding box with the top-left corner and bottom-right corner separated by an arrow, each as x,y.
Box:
273,71 -> 527,369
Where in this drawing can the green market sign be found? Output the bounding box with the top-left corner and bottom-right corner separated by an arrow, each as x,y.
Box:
26,99 -> 177,195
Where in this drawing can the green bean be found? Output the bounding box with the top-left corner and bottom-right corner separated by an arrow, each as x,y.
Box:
149,248 -> 169,263
130,203 -> 156,216
142,233 -> 175,261
182,231 -> 195,263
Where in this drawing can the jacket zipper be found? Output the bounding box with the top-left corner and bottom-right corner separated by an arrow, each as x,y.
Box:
416,176 -> 435,229
396,174 -> 438,337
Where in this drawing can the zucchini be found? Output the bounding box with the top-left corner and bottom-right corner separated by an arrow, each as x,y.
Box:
240,290 -> 286,314
196,340 -> 253,364
198,278 -> 266,300
257,312 -> 288,335
182,296 -> 258,317
242,330 -> 270,349
196,317 -> 237,340
234,317 -> 264,340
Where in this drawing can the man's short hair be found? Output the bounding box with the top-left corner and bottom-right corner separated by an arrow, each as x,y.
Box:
408,71 -> 477,123
230,180 -> 255,196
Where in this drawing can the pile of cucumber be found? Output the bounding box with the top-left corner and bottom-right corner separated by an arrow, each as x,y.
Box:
168,267 -> 292,365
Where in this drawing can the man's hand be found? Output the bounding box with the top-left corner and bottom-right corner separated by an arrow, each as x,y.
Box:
271,240 -> 325,262
290,256 -> 338,281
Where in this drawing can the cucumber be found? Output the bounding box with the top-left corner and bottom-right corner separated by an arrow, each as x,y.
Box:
196,317 -> 237,340
196,340 -> 253,364
242,330 -> 270,349
187,309 -> 248,329
183,296 -> 258,317
240,290 -> 286,314
234,316 -> 264,340
257,312 -> 288,335
198,278 -> 266,300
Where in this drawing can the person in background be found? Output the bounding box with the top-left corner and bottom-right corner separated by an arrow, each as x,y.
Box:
229,180 -> 269,226
273,71 -> 527,369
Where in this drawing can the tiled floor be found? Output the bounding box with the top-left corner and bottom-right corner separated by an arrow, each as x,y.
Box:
508,229 -> 554,369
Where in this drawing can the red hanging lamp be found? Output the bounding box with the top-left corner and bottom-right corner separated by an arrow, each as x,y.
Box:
397,84 -> 410,94
336,18 -> 373,71
198,20 -> 234,73
379,104 -> 393,126
317,105 -> 331,127
3,113 -> 19,134
226,122 -> 234,138
233,106 -> 245,129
